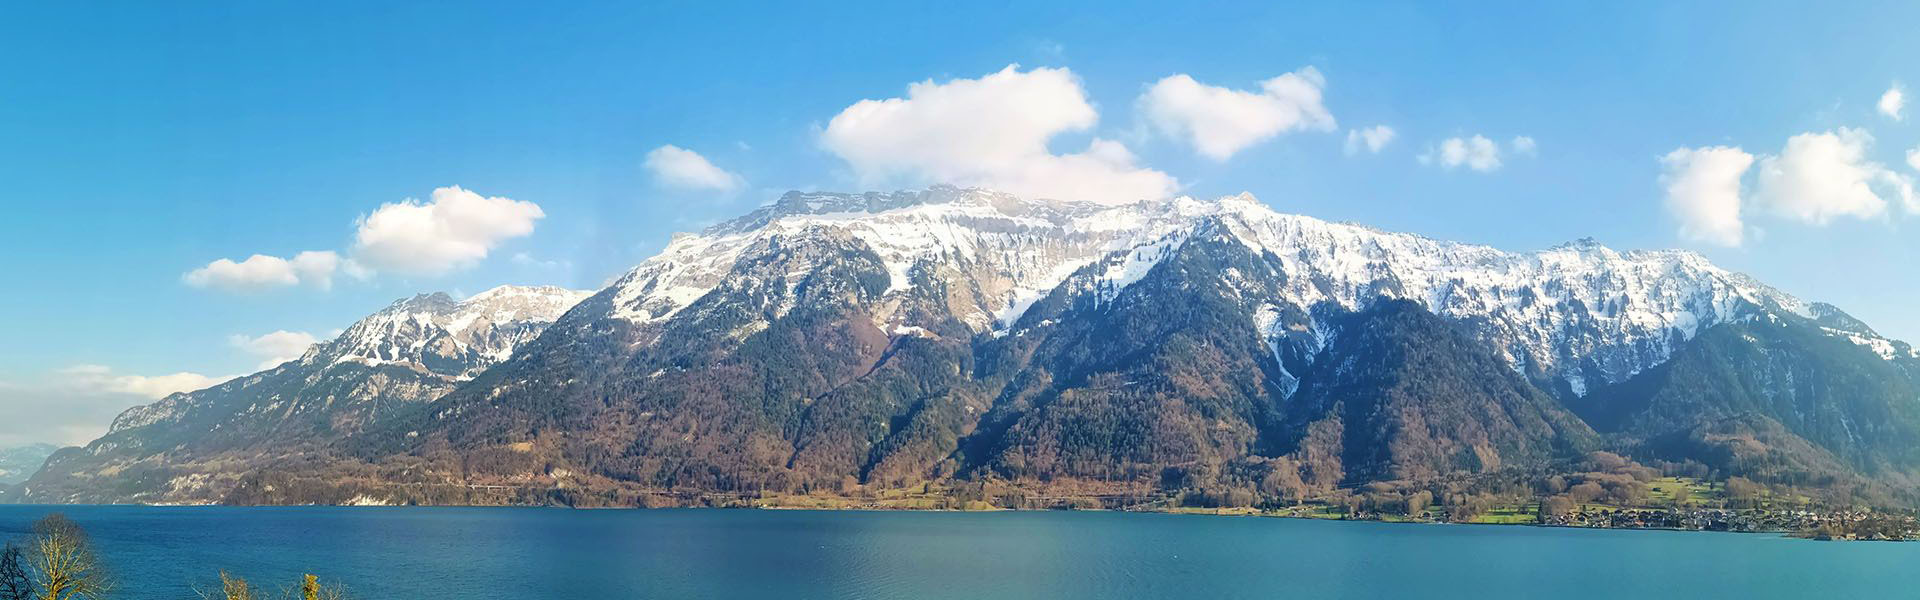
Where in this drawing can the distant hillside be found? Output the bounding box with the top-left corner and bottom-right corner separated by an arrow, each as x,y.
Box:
0,443 -> 56,485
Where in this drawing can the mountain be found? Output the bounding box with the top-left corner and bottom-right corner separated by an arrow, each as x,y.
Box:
20,285 -> 592,503
0,443 -> 57,485
29,186 -> 1920,507
1575,309 -> 1920,502
1278,299 -> 1600,485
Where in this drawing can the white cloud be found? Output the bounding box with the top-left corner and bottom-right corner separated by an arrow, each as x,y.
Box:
1344,125 -> 1395,155
57,364 -> 230,399
1511,136 -> 1538,156
1422,135 -> 1504,172
1752,128 -> 1914,224
1139,68 -> 1337,160
1880,84 -> 1906,121
352,186 -> 545,275
183,254 -> 300,291
183,250 -> 358,292
820,64 -> 1177,204
1907,146 -> 1920,173
644,145 -> 743,192
1660,146 -> 1755,247
289,250 -> 352,291
228,330 -> 320,370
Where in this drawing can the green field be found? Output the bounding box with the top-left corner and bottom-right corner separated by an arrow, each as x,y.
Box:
1470,505 -> 1538,524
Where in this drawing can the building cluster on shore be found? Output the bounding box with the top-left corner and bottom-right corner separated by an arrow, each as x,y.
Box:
1542,507 -> 1920,539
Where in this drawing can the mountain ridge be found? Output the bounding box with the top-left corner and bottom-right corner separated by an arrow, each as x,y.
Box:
20,186 -> 1920,508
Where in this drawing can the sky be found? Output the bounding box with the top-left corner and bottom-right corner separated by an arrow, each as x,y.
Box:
3,1 -> 1920,446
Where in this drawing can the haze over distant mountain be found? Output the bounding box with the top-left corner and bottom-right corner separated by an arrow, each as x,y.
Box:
0,443 -> 56,486
23,187 -> 1920,507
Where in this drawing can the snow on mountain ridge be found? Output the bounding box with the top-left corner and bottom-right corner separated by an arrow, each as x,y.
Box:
318,284 -> 592,378
607,186 -> 1208,329
1201,199 -> 1819,392
601,186 -> 1893,395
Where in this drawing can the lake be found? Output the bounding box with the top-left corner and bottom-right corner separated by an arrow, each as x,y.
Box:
0,506 -> 1912,599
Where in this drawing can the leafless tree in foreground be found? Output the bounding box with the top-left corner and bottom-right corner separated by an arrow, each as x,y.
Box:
0,543 -> 35,600
26,514 -> 112,600
201,571 -> 257,600
199,572 -> 350,600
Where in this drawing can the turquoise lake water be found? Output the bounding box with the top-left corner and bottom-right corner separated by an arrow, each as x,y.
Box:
0,506 -> 1912,599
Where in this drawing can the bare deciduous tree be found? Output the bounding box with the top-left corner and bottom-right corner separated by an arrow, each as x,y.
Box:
299,574 -> 349,600
0,543 -> 35,600
27,514 -> 111,600
203,571 -> 257,600
199,572 -> 349,600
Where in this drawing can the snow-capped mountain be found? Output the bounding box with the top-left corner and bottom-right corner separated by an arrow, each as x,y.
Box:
30,285 -> 590,504
315,285 -> 594,378
597,185 -> 1901,399
30,187 -> 1920,507
109,285 -> 591,435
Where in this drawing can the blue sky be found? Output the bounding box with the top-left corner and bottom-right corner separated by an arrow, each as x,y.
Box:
4,2 -> 1919,445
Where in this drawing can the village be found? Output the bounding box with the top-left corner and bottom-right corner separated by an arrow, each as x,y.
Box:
1541,506 -> 1920,540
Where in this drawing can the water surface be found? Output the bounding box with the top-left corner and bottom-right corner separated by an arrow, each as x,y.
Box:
0,506 -> 1910,599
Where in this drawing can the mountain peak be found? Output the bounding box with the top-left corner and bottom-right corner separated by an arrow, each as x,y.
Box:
318,284 -> 592,378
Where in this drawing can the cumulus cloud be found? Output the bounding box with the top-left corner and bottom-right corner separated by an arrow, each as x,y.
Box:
1907,146 -> 1920,173
1880,84 -> 1906,121
820,64 -> 1177,204
1752,128 -> 1914,224
352,186 -> 546,275
1660,146 -> 1755,247
187,186 -> 535,289
1344,125 -> 1395,155
644,145 -> 743,191
228,330 -> 320,370
289,250 -> 355,290
57,365 -> 230,399
182,251 -> 356,292
1421,135 -> 1504,172
1139,68 -> 1337,160
1658,130 -> 1920,248
183,254 -> 299,290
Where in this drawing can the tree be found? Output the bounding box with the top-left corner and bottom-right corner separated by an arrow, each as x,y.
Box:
205,571 -> 256,600
0,544 -> 34,600
27,514 -> 111,600
1567,482 -> 1605,504
300,573 -> 349,600
1543,475 -> 1568,495
1405,491 -> 1433,517
1586,451 -> 1629,472
1725,476 -> 1764,508
1543,495 -> 1575,518
1668,485 -> 1691,507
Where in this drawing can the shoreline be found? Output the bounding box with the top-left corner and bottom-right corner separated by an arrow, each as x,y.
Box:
7,499 -> 1910,541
